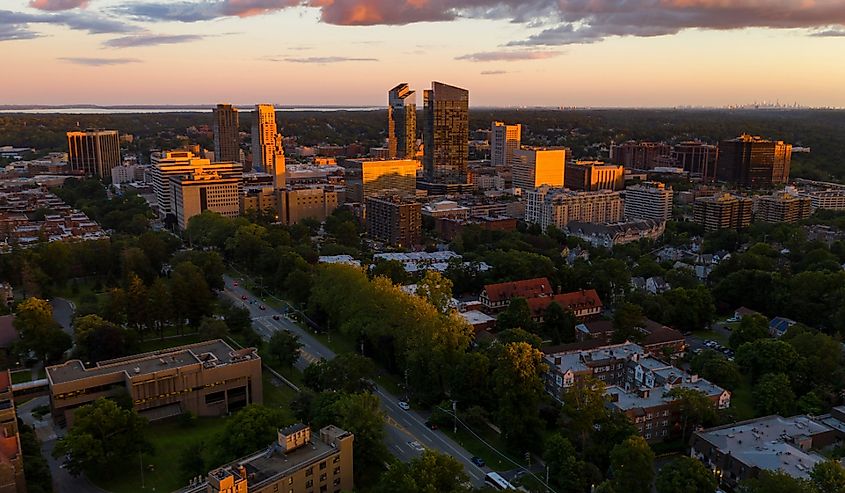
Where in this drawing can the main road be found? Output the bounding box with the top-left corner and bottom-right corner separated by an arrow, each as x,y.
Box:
221,274 -> 489,486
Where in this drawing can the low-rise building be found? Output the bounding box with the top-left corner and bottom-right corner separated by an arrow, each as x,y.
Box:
422,200 -> 470,220
574,318 -> 685,356
434,215 -> 517,241
526,289 -> 603,321
480,277 -> 553,312
802,189 -> 845,211
565,219 -> 665,249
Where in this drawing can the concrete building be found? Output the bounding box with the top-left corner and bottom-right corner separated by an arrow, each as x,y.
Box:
422,200 -> 470,220
490,121 -> 521,167
672,141 -> 718,181
67,129 -> 121,181
803,189 -> 845,211
624,181 -> 673,222
280,186 -> 343,225
564,161 -> 624,191
47,340 -> 262,427
213,104 -> 241,164
111,164 -> 145,185
179,424 -> 353,493
252,104 -> 286,189
612,141 -> 671,169
755,190 -> 812,223
716,134 -> 792,187
170,170 -> 241,230
423,82 -> 469,183
693,193 -> 753,231
526,187 -> 624,231
0,371 -> 25,493
150,151 -> 243,219
388,83 -> 417,160
511,148 -> 566,190
365,195 -> 421,247
342,159 -> 417,202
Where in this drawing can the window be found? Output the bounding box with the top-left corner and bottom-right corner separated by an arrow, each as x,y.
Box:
320,473 -> 327,482
320,486 -> 327,493
306,479 -> 313,488
320,461 -> 327,470
333,456 -> 340,464
306,468 -> 313,477
205,390 -> 225,405
334,467 -> 340,475
334,477 -> 341,485
645,433 -> 651,439
289,478 -> 293,485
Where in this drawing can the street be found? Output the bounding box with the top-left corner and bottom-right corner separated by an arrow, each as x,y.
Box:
221,274 -> 489,485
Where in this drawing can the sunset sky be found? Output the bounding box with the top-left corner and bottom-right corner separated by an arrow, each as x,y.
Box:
3,0 -> 845,107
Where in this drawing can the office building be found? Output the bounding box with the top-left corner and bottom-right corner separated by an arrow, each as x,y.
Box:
213,104 -> 241,163
47,340 -> 262,427
624,181 -> 673,222
252,104 -> 286,189
526,187 -> 623,231
511,148 -> 566,190
716,134 -> 792,187
280,186 -> 343,225
490,121 -> 521,167
67,129 -> 121,181
365,195 -> 421,247
755,190 -> 812,223
564,161 -> 624,191
170,170 -> 241,230
388,83 -> 417,160
0,371 -> 25,493
342,159 -> 417,202
423,82 -> 469,182
150,151 -> 243,219
693,193 -> 753,231
611,141 -> 671,169
178,425 -> 353,493
672,141 -> 718,181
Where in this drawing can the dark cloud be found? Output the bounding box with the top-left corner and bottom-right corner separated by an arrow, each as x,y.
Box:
104,33 -> 205,47
456,50 -> 560,62
279,56 -> 379,63
30,0 -> 88,11
113,1 -> 226,22
0,24 -> 41,41
58,57 -> 142,66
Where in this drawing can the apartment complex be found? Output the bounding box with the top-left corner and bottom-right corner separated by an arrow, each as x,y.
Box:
511,148 -> 566,190
150,151 -> 243,219
716,134 -> 792,187
693,193 -> 753,231
47,340 -> 262,427
565,219 -> 666,249
755,190 -> 812,223
423,82 -> 469,182
179,424 -> 353,493
252,104 -> 286,188
342,159 -> 417,202
624,181 -> 673,222
672,141 -> 718,181
480,277 -> 554,312
574,319 -> 685,356
67,129 -> 121,181
365,195 -> 421,247
388,83 -> 417,160
612,141 -> 671,169
490,121 -> 521,167
564,161 -> 624,191
0,371 -> 25,493
526,187 -> 623,231
170,170 -> 241,230
803,189 -> 845,211
212,104 -> 241,163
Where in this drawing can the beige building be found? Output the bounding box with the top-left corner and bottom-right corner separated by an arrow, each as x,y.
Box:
67,129 -> 121,181
47,340 -> 262,427
179,424 -> 353,493
490,121 -> 521,167
280,186 -> 343,225
693,193 -> 753,231
0,371 -> 25,493
170,170 -> 241,230
803,189 -> 845,211
624,181 -> 673,222
342,159 -> 417,202
252,104 -> 286,188
526,187 -> 623,231
511,148 -> 566,190
565,161 -> 624,191
151,151 -> 243,219
755,190 -> 812,223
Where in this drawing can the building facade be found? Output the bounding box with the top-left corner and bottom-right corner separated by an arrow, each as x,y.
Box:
213,104 -> 241,163
342,159 -> 417,202
67,129 -> 121,181
804,189 -> 845,211
0,371 -> 25,493
526,187 -> 624,231
755,190 -> 812,223
511,148 -> 566,190
624,181 -> 673,222
150,151 -> 243,219
564,161 -> 624,191
490,121 -> 521,167
251,104 -> 286,189
423,82 -> 469,183
479,277 -> 553,312
716,134 -> 792,187
47,340 -> 262,427
612,141 -> 671,169
280,186 -> 343,225
388,83 -> 417,160
365,196 -> 421,247
170,170 -> 241,230
693,193 -> 753,231
672,141 -> 718,181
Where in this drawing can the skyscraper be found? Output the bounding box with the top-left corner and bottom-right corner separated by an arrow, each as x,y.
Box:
672,141 -> 718,181
388,83 -> 417,160
490,121 -> 521,167
213,104 -> 240,163
252,104 -> 286,189
716,134 -> 792,187
67,129 -> 121,181
423,82 -> 469,183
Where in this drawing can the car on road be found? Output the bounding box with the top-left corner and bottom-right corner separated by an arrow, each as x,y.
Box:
408,441 -> 425,452
259,305 -> 266,310
272,315 -> 280,321
471,456 -> 486,468
398,401 -> 410,411
425,420 -> 438,430
233,281 -> 239,287
241,295 -> 248,300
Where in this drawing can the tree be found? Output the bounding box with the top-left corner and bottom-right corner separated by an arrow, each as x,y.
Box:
303,353 -> 375,393
690,350 -> 742,390
125,274 -> 149,334
267,330 -> 303,369
541,301 -> 577,344
13,297 -> 71,362
736,339 -> 800,383
738,470 -> 816,493
211,405 -> 290,465
374,451 -> 472,493
667,387 -> 717,441
497,328 -> 543,348
416,271 -> 454,314
563,375 -> 609,452
608,436 -> 655,493
493,342 -> 547,450
198,317 -> 229,340
810,460 -> 845,493
656,456 -> 717,493
74,314 -> 137,363
612,302 -> 646,344
753,373 -> 796,416
179,441 -> 207,481
146,277 -> 172,338
496,297 -> 535,332
221,301 -> 252,333
729,314 -> 770,349
370,260 -> 409,285
53,399 -> 150,477
170,261 -> 213,327
544,433 -> 593,493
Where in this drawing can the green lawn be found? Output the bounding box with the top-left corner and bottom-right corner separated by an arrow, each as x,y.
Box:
10,370 -> 32,385
440,420 -> 526,473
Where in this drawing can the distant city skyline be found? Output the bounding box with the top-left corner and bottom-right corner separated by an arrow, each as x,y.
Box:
2,0 -> 845,107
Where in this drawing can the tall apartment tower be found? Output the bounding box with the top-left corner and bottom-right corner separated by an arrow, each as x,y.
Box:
423,82 -> 469,183
212,104 -> 240,163
67,129 -> 121,181
693,193 -> 753,231
490,121 -> 521,167
365,195 -> 422,248
624,181 -> 674,222
716,134 -> 792,187
511,148 -> 566,190
252,104 -> 286,189
388,83 -> 417,159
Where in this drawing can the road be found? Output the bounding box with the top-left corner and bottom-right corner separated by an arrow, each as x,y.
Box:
50,298 -> 75,336
221,274 -> 489,486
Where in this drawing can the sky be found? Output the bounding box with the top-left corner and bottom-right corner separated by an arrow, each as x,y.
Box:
2,0 -> 845,107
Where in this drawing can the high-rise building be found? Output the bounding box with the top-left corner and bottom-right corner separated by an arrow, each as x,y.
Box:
252,104 -> 286,189
67,129 -> 121,181
490,121 -> 521,167
526,187 -> 623,231
365,195 -> 421,247
672,141 -> 718,181
624,181 -> 673,222
755,190 -> 812,223
170,170 -> 242,230
511,148 -> 566,190
388,83 -> 417,160
213,104 -> 240,163
564,161 -> 625,191
611,141 -> 671,169
716,134 -> 792,187
150,151 -> 243,219
342,159 -> 417,202
693,193 -> 753,231
423,82 -> 469,183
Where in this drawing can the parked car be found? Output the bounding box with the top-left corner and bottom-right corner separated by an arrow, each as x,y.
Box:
398,401 -> 410,411
471,456 -> 486,468
272,315 -> 280,321
259,305 -> 266,310
408,441 -> 424,452
425,420 -> 438,430
241,295 -> 248,300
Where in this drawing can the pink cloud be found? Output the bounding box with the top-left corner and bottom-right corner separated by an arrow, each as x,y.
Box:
29,0 -> 88,11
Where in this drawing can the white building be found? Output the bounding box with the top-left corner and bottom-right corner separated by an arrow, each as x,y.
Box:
490,122 -> 521,167
151,151 -> 242,219
624,181 -> 673,222
526,187 -> 623,231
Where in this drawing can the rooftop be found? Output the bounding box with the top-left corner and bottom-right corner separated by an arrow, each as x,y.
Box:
483,277 -> 553,303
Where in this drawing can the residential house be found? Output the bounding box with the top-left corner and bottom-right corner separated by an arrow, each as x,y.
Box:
526,289 -> 603,321
769,317 -> 797,338
479,277 -> 553,312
